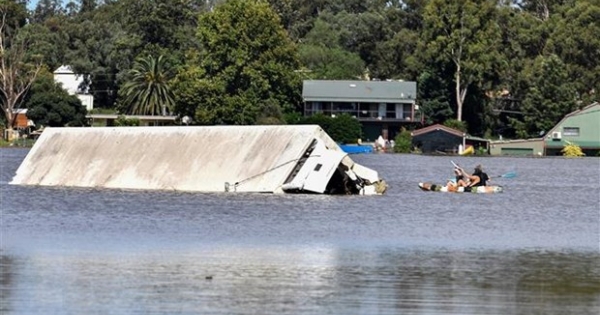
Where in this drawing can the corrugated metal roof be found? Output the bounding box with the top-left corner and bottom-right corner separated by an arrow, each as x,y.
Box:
302,80 -> 416,102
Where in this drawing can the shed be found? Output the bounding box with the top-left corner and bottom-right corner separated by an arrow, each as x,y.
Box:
411,124 -> 489,154
489,138 -> 545,156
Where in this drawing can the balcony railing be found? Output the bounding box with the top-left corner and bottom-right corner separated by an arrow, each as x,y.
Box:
304,108 -> 422,122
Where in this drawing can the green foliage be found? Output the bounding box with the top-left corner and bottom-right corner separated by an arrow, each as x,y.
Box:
443,119 -> 468,132
118,55 -> 175,116
517,54 -> 577,137
24,69 -> 88,127
298,44 -> 365,80
178,0 -> 302,125
3,0 -> 599,138
298,113 -> 362,144
562,141 -> 585,157
114,115 -> 141,126
393,128 -> 412,153
421,0 -> 502,121
417,70 -> 453,124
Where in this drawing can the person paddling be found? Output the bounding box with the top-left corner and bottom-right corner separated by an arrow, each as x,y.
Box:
446,167 -> 468,191
466,164 -> 490,187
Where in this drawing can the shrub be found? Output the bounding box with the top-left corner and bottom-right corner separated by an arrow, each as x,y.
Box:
298,113 -> 362,144
393,128 -> 412,153
562,141 -> 585,157
114,115 -> 141,126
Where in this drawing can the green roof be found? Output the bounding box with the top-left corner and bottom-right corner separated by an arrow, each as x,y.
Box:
302,80 -> 416,103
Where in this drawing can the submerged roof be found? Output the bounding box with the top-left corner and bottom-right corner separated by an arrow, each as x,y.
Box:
11,125 -> 349,193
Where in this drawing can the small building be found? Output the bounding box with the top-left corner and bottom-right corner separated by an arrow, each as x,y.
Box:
302,80 -> 420,141
411,124 -> 489,154
544,102 -> 600,156
490,102 -> 600,156
54,65 -> 94,111
489,138 -> 545,156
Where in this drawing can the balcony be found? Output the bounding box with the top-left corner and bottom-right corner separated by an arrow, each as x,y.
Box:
304,102 -> 421,123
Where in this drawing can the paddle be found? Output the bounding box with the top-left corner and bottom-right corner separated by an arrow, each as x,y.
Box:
451,160 -> 517,179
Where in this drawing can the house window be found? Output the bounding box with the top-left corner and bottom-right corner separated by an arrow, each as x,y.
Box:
563,127 -> 580,136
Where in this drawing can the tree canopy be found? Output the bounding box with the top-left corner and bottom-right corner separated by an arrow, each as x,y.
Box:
0,0 -> 597,138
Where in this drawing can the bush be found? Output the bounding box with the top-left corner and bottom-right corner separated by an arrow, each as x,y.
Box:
114,115 -> 141,126
393,128 -> 412,153
562,141 -> 585,157
298,113 -> 362,144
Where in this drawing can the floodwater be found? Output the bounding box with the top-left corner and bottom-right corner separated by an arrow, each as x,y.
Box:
1,148 -> 599,315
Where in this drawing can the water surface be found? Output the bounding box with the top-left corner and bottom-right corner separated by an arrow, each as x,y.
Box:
1,148 -> 599,314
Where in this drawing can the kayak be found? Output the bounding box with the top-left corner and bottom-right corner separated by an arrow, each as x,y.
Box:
419,182 -> 503,193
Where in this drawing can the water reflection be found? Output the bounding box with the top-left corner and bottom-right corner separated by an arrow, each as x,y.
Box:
2,248 -> 599,315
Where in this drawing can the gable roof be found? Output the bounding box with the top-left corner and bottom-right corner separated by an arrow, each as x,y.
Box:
547,102 -> 600,136
302,80 -> 416,103
411,124 -> 464,138
411,124 -> 490,142
54,65 -> 74,75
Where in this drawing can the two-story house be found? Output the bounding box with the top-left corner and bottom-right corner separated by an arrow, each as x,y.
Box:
302,80 -> 419,141
54,65 -> 94,111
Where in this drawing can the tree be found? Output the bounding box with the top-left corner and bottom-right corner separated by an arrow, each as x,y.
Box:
297,19 -> 365,79
118,55 -> 175,115
512,54 -> 577,138
0,2 -> 43,136
25,68 -> 88,127
421,0 -> 501,121
546,1 -> 600,104
31,0 -> 64,23
177,0 -> 301,125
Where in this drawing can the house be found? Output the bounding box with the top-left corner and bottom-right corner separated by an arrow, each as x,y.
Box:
544,102 -> 600,156
411,124 -> 489,154
302,80 -> 420,141
53,65 -> 94,111
2,109 -> 35,140
490,102 -> 600,156
12,109 -> 34,130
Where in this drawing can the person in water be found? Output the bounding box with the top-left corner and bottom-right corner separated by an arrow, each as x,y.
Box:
466,164 -> 490,187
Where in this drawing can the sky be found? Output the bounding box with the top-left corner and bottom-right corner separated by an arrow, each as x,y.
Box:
27,0 -> 39,10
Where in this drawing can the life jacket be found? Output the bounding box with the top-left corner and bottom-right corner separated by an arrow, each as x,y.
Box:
473,171 -> 489,186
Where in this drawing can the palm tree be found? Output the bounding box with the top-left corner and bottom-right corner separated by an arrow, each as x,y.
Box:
120,55 -> 175,116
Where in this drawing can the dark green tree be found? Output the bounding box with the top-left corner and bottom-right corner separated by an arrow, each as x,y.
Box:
297,113 -> 361,144
512,54 -> 577,138
297,18 -> 365,79
25,69 -> 88,127
31,0 -> 64,23
176,0 -> 301,125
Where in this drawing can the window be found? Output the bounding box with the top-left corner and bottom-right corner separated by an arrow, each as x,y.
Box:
563,127 -> 580,136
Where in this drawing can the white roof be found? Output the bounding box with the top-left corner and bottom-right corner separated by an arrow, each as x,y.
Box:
54,65 -> 74,74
